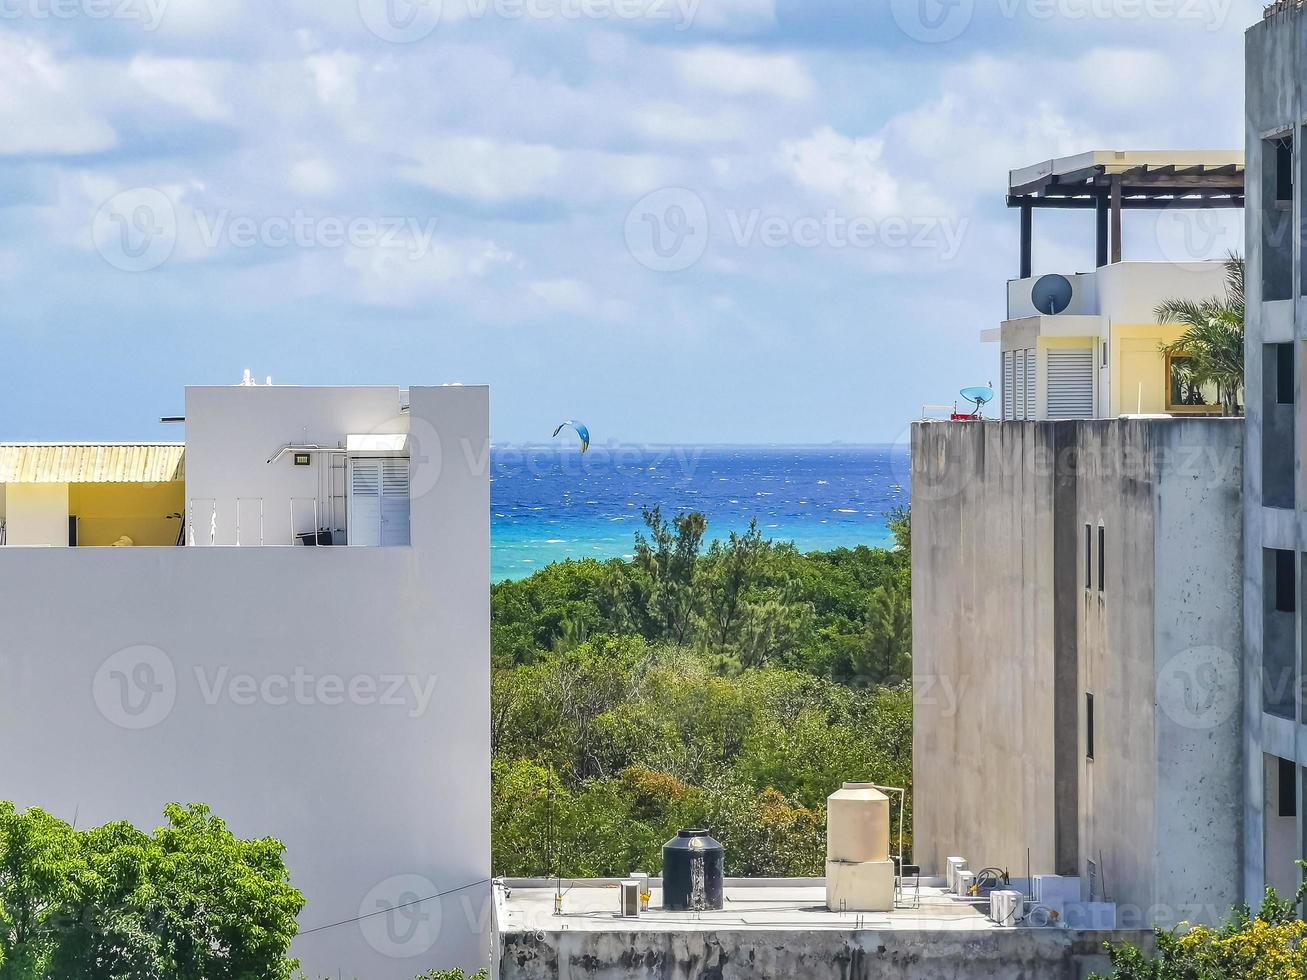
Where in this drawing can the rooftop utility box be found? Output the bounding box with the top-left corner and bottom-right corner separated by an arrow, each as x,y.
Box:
826,783 -> 894,912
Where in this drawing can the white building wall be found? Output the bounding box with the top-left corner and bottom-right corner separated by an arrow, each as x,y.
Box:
0,385 -> 491,979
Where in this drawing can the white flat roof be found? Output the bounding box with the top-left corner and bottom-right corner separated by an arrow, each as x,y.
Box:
499,882 -> 1006,934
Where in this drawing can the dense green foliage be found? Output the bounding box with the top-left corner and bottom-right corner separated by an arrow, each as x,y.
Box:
491,508 -> 913,878
0,803 -> 303,980
1090,875 -> 1307,980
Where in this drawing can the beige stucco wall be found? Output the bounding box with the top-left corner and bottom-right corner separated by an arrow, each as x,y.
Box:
5,482 -> 70,546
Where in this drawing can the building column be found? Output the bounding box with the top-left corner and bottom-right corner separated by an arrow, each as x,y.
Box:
1095,195 -> 1109,268
1020,204 -> 1033,279
1109,176 -> 1123,264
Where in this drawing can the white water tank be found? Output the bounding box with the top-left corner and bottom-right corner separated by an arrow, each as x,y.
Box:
825,782 -> 894,913
826,783 -> 890,863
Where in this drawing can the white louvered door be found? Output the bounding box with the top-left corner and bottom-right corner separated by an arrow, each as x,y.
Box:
380,457 -> 411,547
1046,349 -> 1094,418
349,457 -> 411,546
349,458 -> 382,546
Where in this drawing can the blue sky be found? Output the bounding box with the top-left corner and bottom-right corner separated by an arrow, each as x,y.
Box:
0,0 -> 1251,445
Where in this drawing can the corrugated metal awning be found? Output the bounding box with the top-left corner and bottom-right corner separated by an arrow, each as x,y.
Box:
0,444 -> 185,484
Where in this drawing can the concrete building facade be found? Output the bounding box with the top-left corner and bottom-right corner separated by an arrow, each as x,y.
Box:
912,419 -> 1243,925
1244,2 -> 1307,906
0,383 -> 491,979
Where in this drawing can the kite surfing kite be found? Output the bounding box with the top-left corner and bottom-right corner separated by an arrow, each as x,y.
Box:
552,420 -> 591,454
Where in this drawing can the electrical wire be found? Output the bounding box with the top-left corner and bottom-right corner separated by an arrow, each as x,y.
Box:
296,878 -> 494,940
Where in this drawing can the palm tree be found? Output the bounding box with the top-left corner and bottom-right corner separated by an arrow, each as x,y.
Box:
1155,255 -> 1245,416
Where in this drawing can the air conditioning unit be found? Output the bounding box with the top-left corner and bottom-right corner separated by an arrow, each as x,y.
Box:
955,870 -> 976,898
990,889 -> 1023,927
946,856 -> 967,892
1032,875 -> 1081,918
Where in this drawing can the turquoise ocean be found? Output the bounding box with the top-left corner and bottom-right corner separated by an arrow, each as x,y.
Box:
491,445 -> 908,582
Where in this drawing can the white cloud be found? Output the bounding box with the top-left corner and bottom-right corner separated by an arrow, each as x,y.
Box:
632,103 -> 744,144
129,57 -> 232,121
404,137 -> 564,203
0,37 -> 116,156
530,278 -> 630,320
779,127 -> 909,218
675,46 -> 814,101
304,52 -> 362,109
403,136 -> 679,205
289,158 -> 340,195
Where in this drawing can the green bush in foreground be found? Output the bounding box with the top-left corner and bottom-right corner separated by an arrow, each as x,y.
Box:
0,802 -> 304,980
1091,873 -> 1307,980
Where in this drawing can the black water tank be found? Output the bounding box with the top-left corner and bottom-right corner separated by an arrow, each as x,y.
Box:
662,829 -> 724,911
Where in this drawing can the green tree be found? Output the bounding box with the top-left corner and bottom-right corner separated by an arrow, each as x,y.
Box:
698,520 -> 766,652
0,803 -> 303,980
632,507 -> 706,644
1156,255 -> 1245,416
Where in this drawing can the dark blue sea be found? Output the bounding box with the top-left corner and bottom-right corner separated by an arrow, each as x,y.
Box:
491,445 -> 907,581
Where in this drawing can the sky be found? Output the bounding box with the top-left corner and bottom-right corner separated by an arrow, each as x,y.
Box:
0,0 -> 1253,446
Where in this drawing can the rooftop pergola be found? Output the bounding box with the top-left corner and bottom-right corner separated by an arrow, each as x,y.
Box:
1006,150 -> 1245,278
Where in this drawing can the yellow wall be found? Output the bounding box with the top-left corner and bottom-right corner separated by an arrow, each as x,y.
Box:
67,482 -> 184,546
5,483 -> 71,546
1111,323 -> 1212,416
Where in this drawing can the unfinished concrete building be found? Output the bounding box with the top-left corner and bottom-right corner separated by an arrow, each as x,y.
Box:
1244,1 -> 1307,904
912,418 -> 1244,926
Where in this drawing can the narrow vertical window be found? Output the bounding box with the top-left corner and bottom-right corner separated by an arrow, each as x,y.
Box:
1085,524 -> 1092,589
1086,693 -> 1095,761
1278,343 -> 1295,405
1101,341 -> 1107,367
1276,549 -> 1297,613
1097,526 -> 1105,593
1279,757 -> 1298,818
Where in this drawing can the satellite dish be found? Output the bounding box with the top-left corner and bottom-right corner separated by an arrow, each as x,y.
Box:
1031,274 -> 1074,315
954,385 -> 995,420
